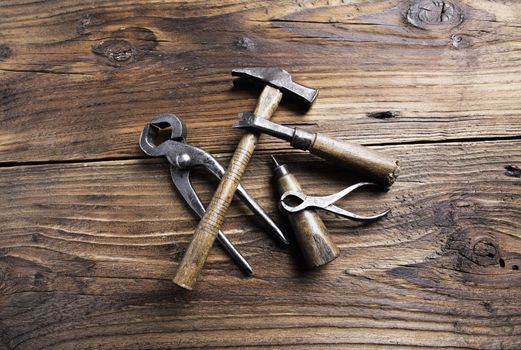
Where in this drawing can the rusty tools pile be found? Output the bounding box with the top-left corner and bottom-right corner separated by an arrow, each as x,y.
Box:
139,67 -> 400,290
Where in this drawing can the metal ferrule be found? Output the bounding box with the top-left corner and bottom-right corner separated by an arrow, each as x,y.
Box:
273,163 -> 290,178
290,128 -> 316,151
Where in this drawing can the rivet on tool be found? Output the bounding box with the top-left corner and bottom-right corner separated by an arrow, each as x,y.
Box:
280,182 -> 391,221
175,154 -> 191,169
271,156 -> 340,267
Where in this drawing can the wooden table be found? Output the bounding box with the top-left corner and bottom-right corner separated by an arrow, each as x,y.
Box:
1,1 -> 520,349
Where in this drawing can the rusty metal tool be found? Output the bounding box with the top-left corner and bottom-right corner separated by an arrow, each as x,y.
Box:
271,156 -> 339,267
139,113 -> 288,276
173,68 -> 318,290
234,112 -> 400,187
280,182 -> 390,221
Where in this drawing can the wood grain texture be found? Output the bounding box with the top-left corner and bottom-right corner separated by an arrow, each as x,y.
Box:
1,140 -> 520,349
0,0 -> 521,163
1,0 -> 521,348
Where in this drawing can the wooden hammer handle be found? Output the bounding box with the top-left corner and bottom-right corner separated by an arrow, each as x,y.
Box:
173,86 -> 283,290
309,134 -> 399,188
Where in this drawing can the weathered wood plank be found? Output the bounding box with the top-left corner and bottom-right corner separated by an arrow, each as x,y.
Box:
1,0 -> 521,163
1,140 -> 520,349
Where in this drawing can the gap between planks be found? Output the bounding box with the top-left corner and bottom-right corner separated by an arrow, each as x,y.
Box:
1,135 -> 521,169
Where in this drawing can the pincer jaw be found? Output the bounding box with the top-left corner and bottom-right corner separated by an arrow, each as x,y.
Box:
139,113 -> 188,157
149,113 -> 187,141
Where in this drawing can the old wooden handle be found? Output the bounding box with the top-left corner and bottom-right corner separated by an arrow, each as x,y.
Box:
173,86 -> 283,290
276,170 -> 339,267
309,134 -> 399,187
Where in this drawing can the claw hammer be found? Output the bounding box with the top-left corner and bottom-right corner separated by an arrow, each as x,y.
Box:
173,68 -> 318,290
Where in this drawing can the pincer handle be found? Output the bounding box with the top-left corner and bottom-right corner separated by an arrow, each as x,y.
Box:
308,134 -> 399,188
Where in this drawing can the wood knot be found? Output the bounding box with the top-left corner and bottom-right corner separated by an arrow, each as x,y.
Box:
407,0 -> 464,30
445,230 -> 500,267
33,271 -> 45,288
77,14 -> 93,34
92,27 -> 158,67
92,39 -> 135,66
0,44 -> 10,60
451,34 -> 471,49
469,237 -> 499,266
236,36 -> 255,50
473,239 -> 498,259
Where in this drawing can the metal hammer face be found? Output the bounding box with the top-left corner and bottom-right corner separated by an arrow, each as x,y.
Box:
232,67 -> 318,105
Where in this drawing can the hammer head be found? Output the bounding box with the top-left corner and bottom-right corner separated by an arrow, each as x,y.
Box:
232,67 -> 318,105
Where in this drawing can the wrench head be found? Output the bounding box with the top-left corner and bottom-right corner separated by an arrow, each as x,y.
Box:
139,113 -> 187,157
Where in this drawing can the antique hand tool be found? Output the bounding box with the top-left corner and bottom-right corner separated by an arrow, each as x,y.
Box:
173,67 -> 318,290
139,113 -> 288,275
280,182 -> 390,221
234,112 -> 400,187
271,156 -> 339,267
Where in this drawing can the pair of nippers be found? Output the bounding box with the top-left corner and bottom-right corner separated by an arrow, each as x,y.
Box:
280,182 -> 390,221
139,114 -> 288,276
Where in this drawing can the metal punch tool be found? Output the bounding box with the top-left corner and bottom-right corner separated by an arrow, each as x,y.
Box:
139,114 -> 289,276
280,182 -> 390,222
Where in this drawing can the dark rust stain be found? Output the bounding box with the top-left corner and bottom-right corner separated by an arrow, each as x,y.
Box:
367,111 -> 400,119
406,0 -> 464,30
504,164 -> 521,178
